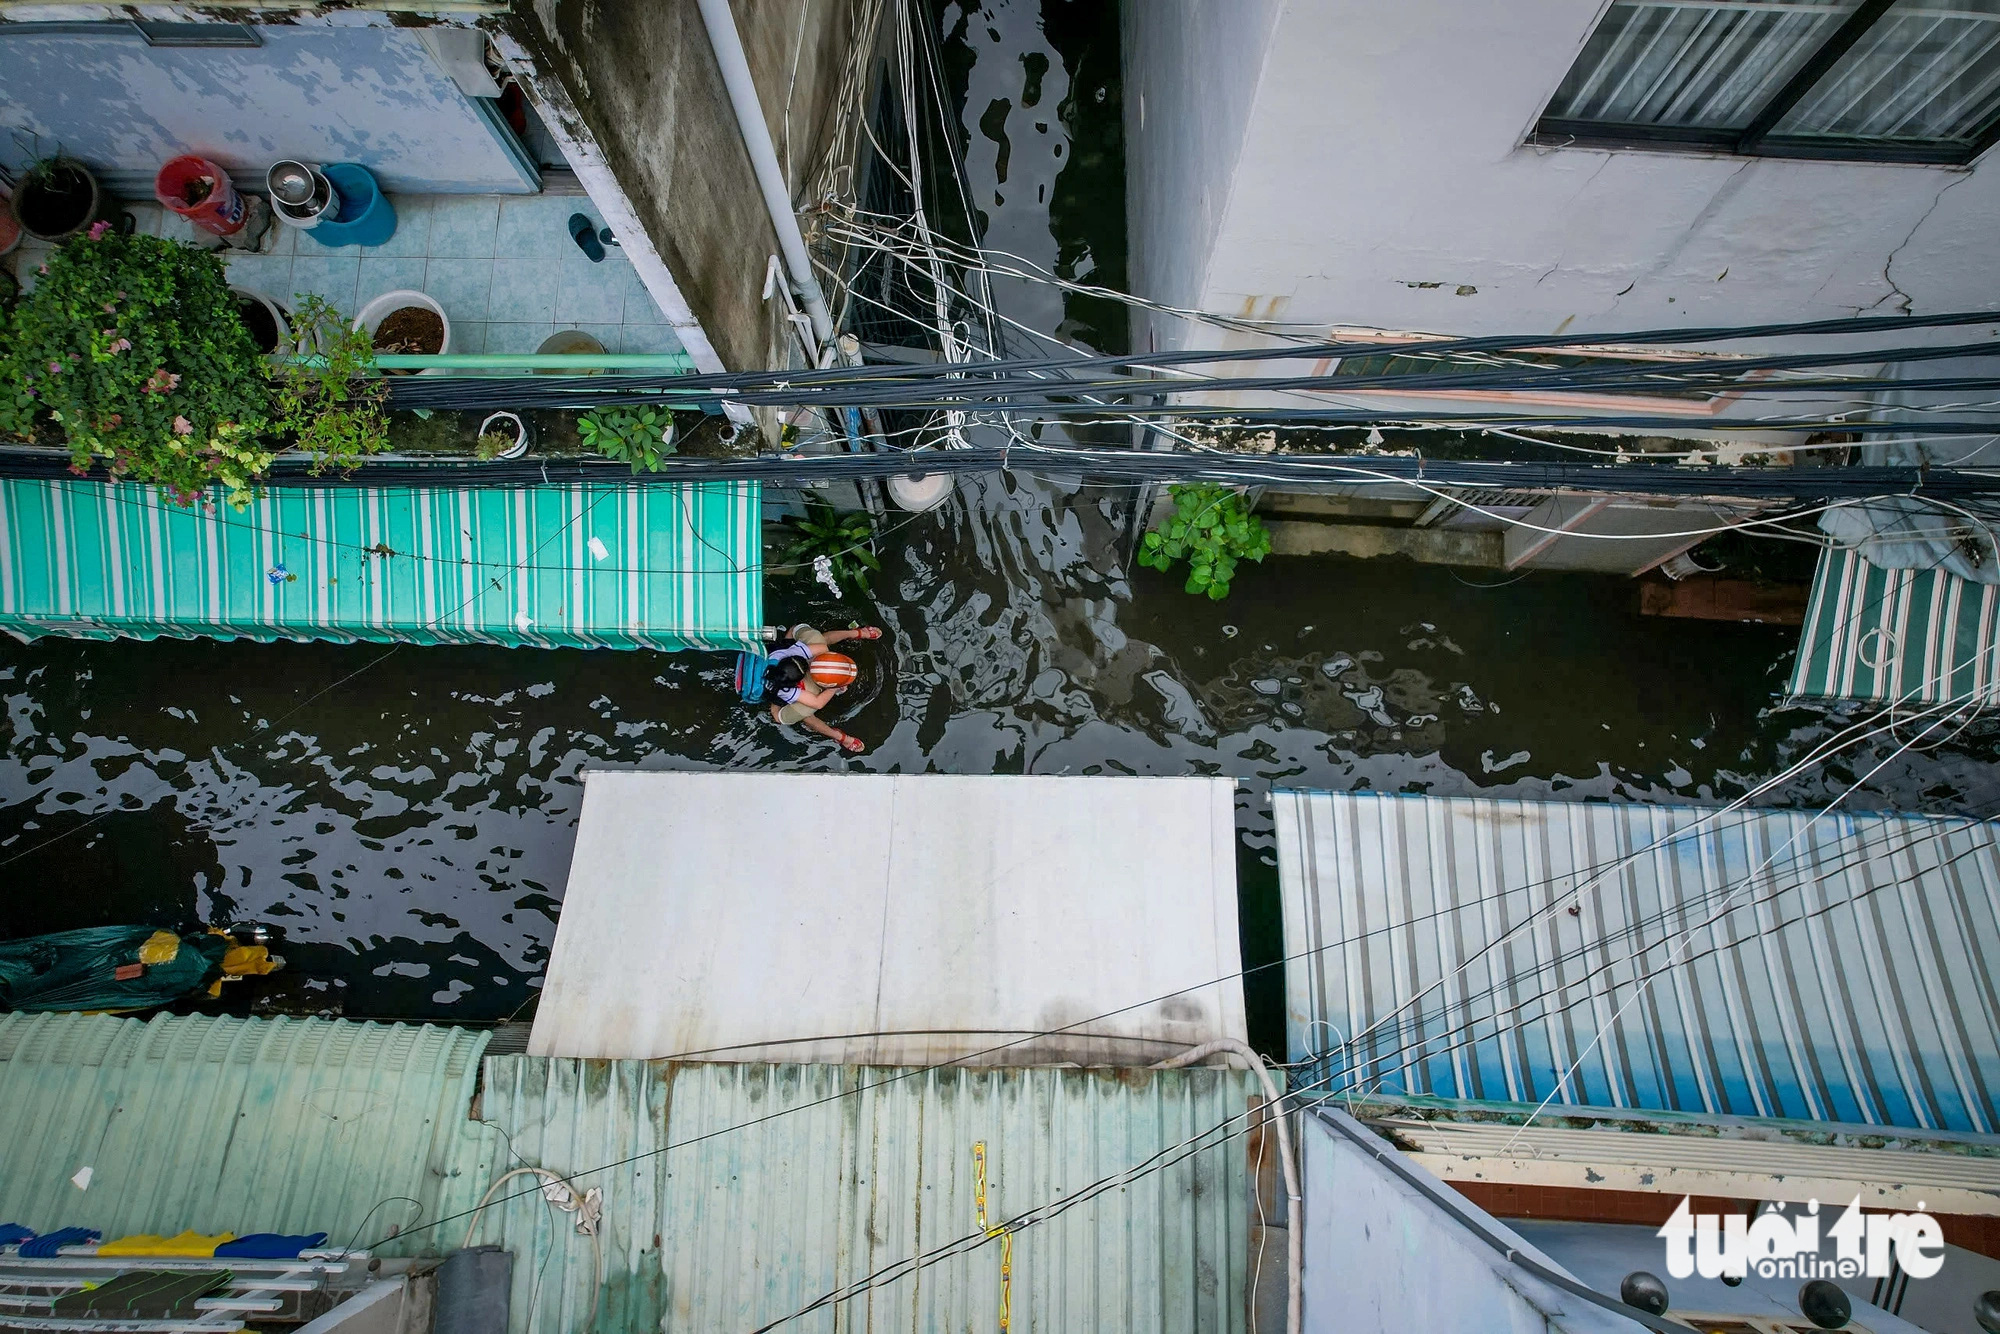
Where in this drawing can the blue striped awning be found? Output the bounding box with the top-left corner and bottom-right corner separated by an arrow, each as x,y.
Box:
1274,790 -> 2000,1134
0,477 -> 762,652
1791,545 -> 2000,708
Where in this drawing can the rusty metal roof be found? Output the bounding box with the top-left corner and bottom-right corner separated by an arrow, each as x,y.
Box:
470,1059 -> 1265,1334
0,1014 -> 1267,1333
531,772 -> 1248,1066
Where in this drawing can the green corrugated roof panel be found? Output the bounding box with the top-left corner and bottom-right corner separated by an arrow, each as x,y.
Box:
473,1059 -> 1262,1334
0,1012 -> 498,1252
0,477 -> 762,651
1791,545 -> 2000,707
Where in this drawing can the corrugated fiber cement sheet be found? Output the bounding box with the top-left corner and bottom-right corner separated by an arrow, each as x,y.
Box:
1791,544 -> 2000,708
1274,789 -> 2000,1134
529,773 -> 1246,1065
0,477 -> 761,651
471,1058 -> 1261,1334
0,1012 -> 499,1248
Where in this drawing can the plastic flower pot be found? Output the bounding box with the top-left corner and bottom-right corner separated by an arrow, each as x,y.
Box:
15,159 -> 108,242
305,163 -> 395,249
355,289 -> 449,373
154,155 -> 247,237
534,328 -> 606,376
478,411 -> 530,460
231,287 -> 289,355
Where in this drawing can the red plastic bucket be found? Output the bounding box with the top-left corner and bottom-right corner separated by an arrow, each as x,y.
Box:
154,155 -> 246,236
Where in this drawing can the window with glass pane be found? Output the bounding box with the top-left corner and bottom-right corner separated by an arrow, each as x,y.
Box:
1773,1 -> 2000,147
1536,0 -> 2000,163
1545,0 -> 1856,133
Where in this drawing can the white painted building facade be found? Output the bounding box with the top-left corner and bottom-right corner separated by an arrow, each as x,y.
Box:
1123,0 -> 2000,352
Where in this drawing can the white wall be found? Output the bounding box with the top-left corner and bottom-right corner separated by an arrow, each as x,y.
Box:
0,21 -> 537,195
1125,0 -> 2000,352
1301,1110 -> 1643,1333
1120,0 -> 1283,323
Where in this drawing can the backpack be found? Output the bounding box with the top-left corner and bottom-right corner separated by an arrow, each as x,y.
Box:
734,651 -> 768,703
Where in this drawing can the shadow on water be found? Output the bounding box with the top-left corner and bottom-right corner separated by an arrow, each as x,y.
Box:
6,1 -> 2000,1054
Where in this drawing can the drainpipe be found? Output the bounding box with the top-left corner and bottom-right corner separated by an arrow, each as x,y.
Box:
695,0 -> 836,350
1154,1039 -> 1302,1334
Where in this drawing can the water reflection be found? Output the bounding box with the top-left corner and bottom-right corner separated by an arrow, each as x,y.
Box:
5,0 -> 2000,1036
3,472 -> 1998,1029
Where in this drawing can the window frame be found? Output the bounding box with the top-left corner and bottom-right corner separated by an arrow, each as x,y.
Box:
1528,0 -> 2000,165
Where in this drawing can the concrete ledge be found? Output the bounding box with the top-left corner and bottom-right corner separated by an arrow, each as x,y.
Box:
1266,520 -> 1503,568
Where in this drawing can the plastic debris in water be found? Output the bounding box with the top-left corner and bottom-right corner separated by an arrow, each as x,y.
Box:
1220,625 -> 1239,638
813,553 -> 841,598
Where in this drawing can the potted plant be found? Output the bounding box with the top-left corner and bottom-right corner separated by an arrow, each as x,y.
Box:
14,156 -> 109,243
270,295 -> 391,473
780,499 -> 880,599
354,290 -> 448,372
477,410 -> 529,460
577,405 -> 675,472
230,287 -> 289,355
2,226 -> 273,504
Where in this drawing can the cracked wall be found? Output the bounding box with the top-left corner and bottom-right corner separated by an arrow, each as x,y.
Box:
1125,0 -> 2000,349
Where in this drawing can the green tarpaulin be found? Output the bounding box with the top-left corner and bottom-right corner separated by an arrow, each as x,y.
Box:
0,477 -> 762,651
1791,545 -> 2000,708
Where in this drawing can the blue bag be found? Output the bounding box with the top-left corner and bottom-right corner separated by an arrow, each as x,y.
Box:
734,651 -> 768,703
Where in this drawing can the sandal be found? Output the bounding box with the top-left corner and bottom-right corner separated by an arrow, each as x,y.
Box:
837,731 -> 865,754
569,212 -> 606,263
857,626 -> 883,640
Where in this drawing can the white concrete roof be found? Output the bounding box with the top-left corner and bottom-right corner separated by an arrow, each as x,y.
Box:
529,772 -> 1246,1065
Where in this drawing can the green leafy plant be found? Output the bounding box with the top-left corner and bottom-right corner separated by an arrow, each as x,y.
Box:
578,405 -> 675,472
476,431 -> 515,460
781,499 -> 879,597
267,294 -> 389,478
1136,482 -> 1272,599
3,228 -> 273,505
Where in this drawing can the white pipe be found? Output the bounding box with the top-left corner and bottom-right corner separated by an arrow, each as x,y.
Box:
1154,1039 -> 1302,1334
695,0 -> 837,349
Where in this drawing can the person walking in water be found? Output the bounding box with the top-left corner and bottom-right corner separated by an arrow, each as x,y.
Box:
766,623 -> 883,753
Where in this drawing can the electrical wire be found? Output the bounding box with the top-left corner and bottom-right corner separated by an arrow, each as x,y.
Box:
371,654 -> 1993,1260
742,690 -> 1992,1332
1317,635 -> 1995,1106
375,308 -> 2000,406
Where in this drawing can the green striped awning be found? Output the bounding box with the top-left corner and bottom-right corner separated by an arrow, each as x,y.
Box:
1790,545 -> 2000,708
0,477 -> 762,652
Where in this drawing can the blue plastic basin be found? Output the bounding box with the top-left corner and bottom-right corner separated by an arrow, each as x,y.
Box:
306,163 -> 396,249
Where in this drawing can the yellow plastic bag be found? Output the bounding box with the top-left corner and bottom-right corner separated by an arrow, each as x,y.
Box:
97,1231 -> 236,1258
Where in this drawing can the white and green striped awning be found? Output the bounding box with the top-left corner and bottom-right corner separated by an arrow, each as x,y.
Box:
1791,545 -> 2000,708
0,477 -> 762,652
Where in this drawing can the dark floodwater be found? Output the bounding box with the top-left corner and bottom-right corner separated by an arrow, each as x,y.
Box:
5,1 -> 2000,1052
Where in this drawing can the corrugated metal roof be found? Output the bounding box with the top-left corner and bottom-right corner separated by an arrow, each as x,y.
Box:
471,1058 -> 1262,1334
0,1012 -> 498,1249
531,773 -> 1247,1065
0,477 -> 761,652
1791,544 -> 2000,707
1273,790 -> 2000,1134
